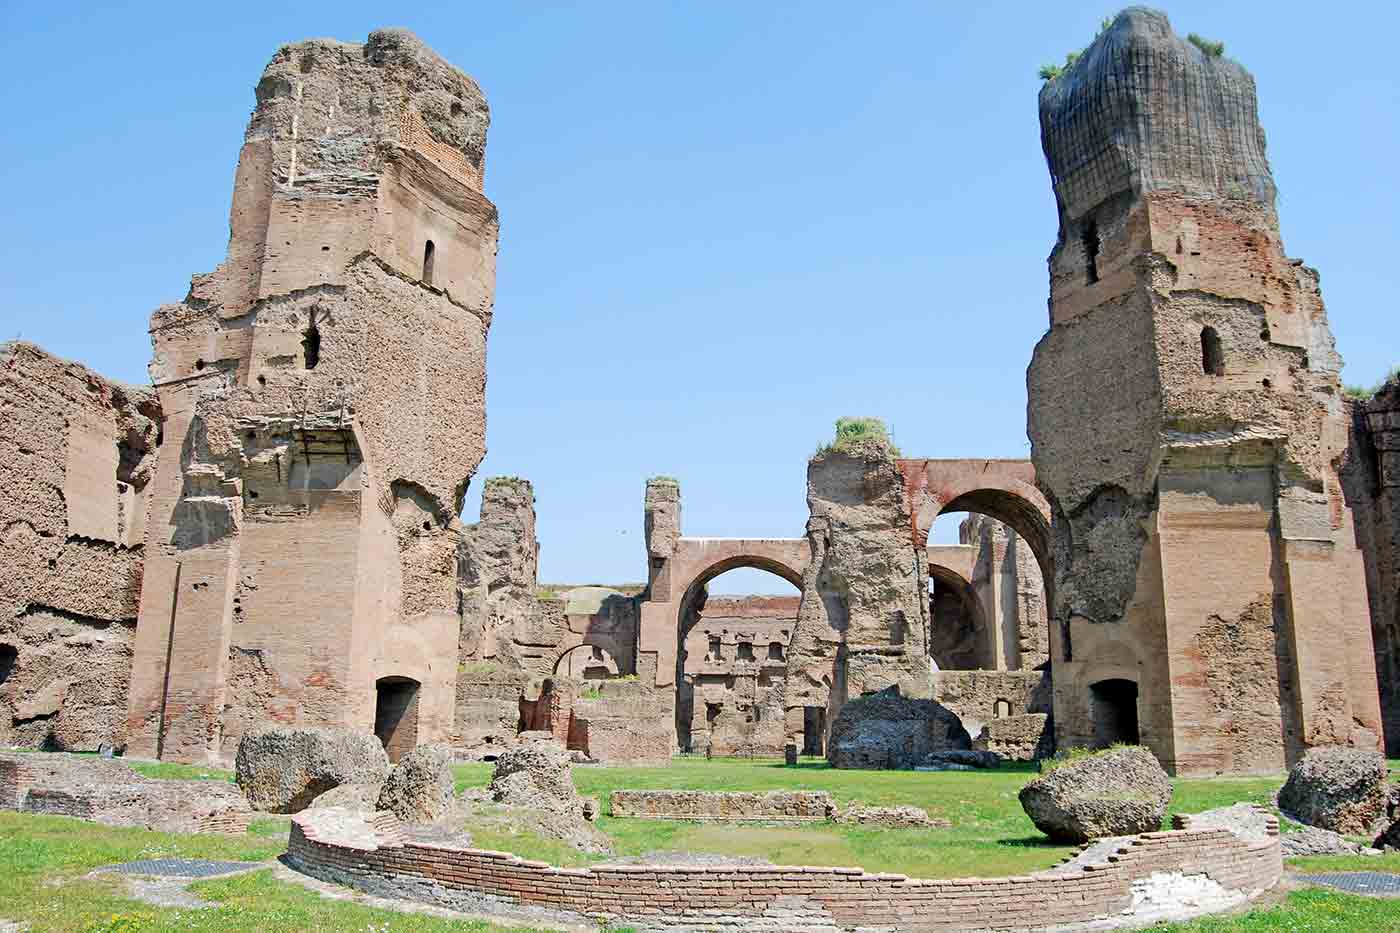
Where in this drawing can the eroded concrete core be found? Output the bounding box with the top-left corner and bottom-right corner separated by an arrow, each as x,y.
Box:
1028,8 -> 1381,775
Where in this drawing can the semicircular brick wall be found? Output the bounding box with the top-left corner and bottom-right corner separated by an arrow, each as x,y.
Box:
285,808 -> 1281,931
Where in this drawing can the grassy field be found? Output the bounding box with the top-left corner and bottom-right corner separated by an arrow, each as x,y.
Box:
450,756 -> 1295,878
2,754 -> 1398,930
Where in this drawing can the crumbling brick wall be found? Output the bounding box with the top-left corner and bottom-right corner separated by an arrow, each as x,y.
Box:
0,342 -> 159,752
125,30 -> 497,765
1028,9 -> 1379,774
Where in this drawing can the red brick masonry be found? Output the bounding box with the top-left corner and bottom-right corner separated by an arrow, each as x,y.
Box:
286,808 -> 1281,930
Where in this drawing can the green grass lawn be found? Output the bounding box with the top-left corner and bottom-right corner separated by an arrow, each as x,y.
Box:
0,811 -> 541,932
3,754 -> 1398,931
449,756 -> 1292,878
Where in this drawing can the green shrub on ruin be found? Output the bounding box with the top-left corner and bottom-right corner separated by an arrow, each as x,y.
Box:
1187,33 -> 1225,58
817,417 -> 901,458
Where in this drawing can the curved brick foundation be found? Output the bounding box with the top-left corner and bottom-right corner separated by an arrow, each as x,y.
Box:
285,807 -> 1282,931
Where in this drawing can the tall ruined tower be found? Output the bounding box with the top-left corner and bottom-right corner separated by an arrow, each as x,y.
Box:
126,30 -> 498,764
1028,9 -> 1379,775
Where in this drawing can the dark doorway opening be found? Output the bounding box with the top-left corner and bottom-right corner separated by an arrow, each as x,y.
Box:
1201,326 -> 1224,376
374,676 -> 420,763
802,706 -> 825,757
1089,678 -> 1139,746
423,239 -> 436,285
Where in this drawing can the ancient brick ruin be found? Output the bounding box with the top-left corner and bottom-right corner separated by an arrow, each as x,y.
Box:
0,11 -> 1394,784
1028,9 -> 1381,774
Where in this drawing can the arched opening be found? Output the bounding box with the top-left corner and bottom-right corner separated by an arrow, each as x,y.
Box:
676,562 -> 800,757
1201,326 -> 1224,376
1089,678 -> 1139,746
928,504 -> 1050,672
554,643 -> 620,680
994,698 -> 1012,719
373,676 -> 420,763
928,559 -> 992,670
422,239 -> 436,286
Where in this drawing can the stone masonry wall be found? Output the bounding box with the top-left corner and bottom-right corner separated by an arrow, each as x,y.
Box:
0,342 -> 159,752
287,807 -> 1281,931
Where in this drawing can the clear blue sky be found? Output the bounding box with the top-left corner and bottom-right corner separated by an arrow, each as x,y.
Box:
3,3 -> 1397,594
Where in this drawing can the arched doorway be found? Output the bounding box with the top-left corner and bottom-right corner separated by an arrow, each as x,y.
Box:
928,561 -> 991,670
1090,678 -> 1139,746
374,676 -> 420,763
674,558 -> 802,756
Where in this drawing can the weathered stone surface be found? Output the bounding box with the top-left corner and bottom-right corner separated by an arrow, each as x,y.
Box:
1019,746 -> 1172,843
827,686 -> 970,770
1283,825 -> 1372,857
488,735 -> 580,815
832,801 -> 944,828
0,342 -> 158,752
476,735 -> 608,853
376,743 -> 454,823
1277,745 -> 1388,835
786,422 -> 934,757
235,727 -> 391,813
309,782 -> 384,813
1029,7 -> 1380,776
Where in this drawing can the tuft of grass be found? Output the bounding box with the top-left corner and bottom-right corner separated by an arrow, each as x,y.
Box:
1039,15 -> 1112,82
1187,33 -> 1226,58
126,760 -> 234,783
816,417 -> 901,458
646,475 -> 679,487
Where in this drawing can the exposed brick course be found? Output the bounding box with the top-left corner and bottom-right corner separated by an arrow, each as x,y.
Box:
286,807 -> 1281,930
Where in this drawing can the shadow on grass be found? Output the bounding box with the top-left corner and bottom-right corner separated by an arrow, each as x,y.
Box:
995,835 -> 1061,850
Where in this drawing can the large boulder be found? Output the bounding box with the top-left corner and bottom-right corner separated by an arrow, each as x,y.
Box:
1018,746 -> 1172,843
828,686 -> 971,770
235,727 -> 391,813
473,734 -> 609,853
489,734 -> 581,814
1277,746 -> 1388,836
376,744 -> 455,823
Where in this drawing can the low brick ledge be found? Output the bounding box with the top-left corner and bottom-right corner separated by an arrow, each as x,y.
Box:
609,789 -> 834,822
284,806 -> 1282,931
